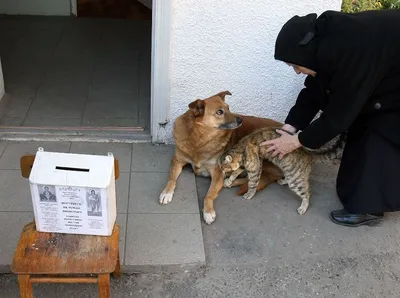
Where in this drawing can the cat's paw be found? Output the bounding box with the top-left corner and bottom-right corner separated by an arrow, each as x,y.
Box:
277,179 -> 287,185
297,203 -> 309,215
224,178 -> 233,188
243,192 -> 255,200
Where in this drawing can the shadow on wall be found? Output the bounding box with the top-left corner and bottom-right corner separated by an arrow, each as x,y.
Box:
77,0 -> 152,19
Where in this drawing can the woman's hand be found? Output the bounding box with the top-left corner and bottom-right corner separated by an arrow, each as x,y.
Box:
281,123 -> 298,134
260,129 -> 302,160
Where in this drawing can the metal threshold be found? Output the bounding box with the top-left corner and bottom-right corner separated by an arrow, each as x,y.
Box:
0,126 -> 152,143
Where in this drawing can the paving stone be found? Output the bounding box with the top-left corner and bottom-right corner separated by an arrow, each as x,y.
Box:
129,169 -> 198,214
0,211 -> 34,272
0,140 -> 8,156
0,118 -> 25,126
125,213 -> 205,272
3,95 -> 33,118
0,141 -> 71,170
22,118 -> 82,127
0,170 -> 32,212
116,172 -> 130,213
131,143 -> 174,172
116,213 -> 127,265
83,90 -> 138,120
81,118 -> 145,127
26,92 -> 86,118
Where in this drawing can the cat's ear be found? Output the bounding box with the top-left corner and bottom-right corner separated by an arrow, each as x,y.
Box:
224,155 -> 232,163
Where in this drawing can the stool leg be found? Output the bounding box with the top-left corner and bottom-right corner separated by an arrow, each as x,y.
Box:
18,275 -> 33,298
98,274 -> 110,298
112,251 -> 121,278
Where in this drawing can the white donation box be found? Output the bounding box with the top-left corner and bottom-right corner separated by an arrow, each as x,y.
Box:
29,147 -> 117,236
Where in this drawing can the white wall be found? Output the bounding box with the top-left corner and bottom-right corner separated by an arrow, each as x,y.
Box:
0,0 -> 71,16
160,0 -> 342,143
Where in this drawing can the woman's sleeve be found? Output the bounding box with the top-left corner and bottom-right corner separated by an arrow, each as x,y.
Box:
285,75 -> 322,131
298,48 -> 385,149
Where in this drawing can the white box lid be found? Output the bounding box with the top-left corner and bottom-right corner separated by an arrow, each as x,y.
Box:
29,148 -> 114,188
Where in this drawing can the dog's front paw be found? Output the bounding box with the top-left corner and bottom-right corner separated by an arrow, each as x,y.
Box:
224,178 -> 233,188
243,191 -> 255,200
159,190 -> 174,205
203,210 -> 216,224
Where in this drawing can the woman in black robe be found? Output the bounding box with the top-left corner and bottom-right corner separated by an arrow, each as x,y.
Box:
261,10 -> 400,227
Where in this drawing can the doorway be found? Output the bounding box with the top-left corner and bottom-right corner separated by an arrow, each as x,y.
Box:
0,0 -> 163,139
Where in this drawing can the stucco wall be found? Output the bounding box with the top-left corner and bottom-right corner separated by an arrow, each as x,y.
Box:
160,0 -> 342,143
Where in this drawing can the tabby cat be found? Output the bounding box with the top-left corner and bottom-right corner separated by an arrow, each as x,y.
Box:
218,126 -> 345,215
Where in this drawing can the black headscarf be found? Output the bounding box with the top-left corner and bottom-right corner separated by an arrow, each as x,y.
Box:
274,13 -> 320,71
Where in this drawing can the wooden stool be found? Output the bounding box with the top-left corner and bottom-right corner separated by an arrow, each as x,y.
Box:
11,154 -> 122,298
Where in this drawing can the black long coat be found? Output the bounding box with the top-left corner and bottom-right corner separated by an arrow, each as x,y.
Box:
275,10 -> 400,213
276,10 -> 400,149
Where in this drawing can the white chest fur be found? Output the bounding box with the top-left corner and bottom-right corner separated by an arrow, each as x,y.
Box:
188,156 -> 219,177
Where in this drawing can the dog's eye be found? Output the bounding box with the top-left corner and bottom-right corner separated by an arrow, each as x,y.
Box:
216,109 -> 224,115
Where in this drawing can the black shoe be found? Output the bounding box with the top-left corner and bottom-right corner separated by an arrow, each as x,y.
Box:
329,209 -> 383,227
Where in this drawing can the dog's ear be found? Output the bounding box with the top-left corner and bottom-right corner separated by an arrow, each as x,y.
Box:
224,155 -> 232,164
188,99 -> 205,117
215,91 -> 232,101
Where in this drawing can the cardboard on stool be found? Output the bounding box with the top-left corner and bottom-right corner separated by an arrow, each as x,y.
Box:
29,147 -> 116,236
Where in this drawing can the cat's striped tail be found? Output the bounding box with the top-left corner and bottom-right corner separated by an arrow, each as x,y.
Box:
304,132 -> 347,163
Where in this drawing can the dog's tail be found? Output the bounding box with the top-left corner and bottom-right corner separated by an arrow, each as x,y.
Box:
304,132 -> 347,163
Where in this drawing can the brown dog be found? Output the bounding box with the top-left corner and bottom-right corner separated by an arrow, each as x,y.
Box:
159,91 -> 283,224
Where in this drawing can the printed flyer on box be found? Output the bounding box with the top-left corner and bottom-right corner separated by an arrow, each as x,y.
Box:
33,184 -> 108,235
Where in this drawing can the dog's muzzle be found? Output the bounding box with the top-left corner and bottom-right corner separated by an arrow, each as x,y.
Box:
218,116 -> 243,130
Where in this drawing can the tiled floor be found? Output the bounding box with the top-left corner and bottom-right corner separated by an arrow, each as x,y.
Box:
0,140 -> 205,273
0,15 -> 151,130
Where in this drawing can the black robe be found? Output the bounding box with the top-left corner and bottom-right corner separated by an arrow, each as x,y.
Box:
275,10 -> 400,213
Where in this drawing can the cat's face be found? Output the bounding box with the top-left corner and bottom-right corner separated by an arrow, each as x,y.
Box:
219,154 -> 241,174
